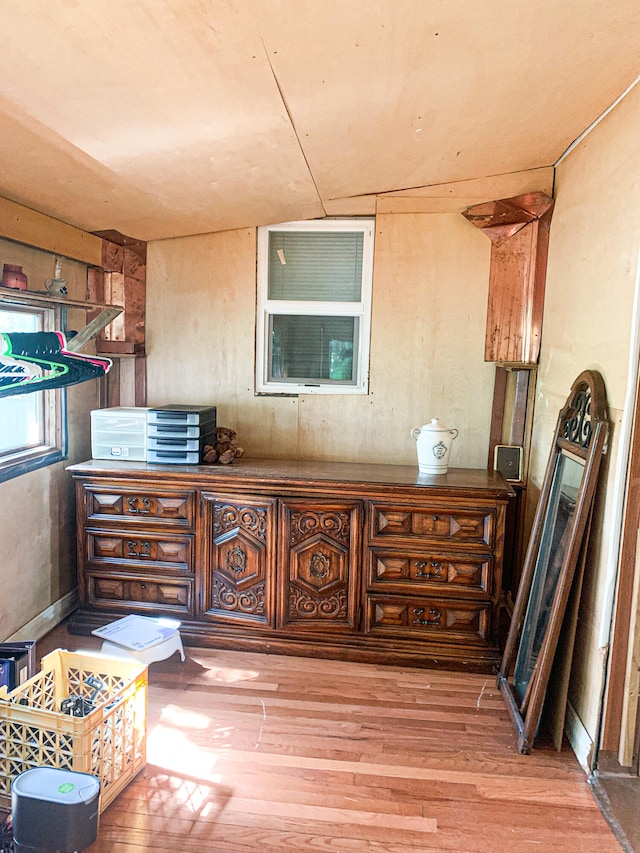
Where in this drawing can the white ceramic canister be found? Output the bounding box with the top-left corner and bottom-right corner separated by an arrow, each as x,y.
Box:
410,418 -> 459,474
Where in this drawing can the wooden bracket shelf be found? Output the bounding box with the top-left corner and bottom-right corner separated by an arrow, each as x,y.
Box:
0,284 -> 115,311
66,307 -> 123,353
0,285 -> 123,353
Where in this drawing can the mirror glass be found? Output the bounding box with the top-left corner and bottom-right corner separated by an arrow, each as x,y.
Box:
513,451 -> 584,702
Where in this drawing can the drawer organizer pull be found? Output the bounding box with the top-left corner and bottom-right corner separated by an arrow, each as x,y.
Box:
415,560 -> 444,579
126,496 -> 151,514
127,540 -> 151,558
412,607 -> 441,626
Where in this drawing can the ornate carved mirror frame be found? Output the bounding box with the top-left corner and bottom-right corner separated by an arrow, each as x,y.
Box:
497,370 -> 609,753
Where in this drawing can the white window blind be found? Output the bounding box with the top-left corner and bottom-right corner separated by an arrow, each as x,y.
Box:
256,219 -> 374,395
268,232 -> 364,302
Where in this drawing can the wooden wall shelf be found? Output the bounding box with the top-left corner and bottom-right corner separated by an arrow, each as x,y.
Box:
0,285 -> 123,353
0,284 -> 115,312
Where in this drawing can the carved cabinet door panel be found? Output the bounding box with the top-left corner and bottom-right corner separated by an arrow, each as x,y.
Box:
278,499 -> 362,632
201,492 -> 276,627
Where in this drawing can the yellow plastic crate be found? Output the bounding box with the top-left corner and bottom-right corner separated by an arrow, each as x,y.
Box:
0,649 -> 147,812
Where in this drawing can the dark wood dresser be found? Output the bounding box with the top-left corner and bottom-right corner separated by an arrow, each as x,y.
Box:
67,459 -> 515,671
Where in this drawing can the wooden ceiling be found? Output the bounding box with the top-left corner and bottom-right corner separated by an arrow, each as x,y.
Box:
0,1 -> 638,242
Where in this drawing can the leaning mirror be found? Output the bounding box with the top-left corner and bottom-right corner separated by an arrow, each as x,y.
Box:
497,370 -> 609,753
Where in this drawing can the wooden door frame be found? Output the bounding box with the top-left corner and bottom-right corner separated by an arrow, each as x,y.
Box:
598,248 -> 640,770
599,373 -> 640,768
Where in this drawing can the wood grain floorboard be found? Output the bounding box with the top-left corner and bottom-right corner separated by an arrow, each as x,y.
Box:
34,623 -> 622,853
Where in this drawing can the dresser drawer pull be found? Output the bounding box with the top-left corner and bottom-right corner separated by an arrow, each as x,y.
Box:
415,560 -> 444,579
126,496 -> 151,514
127,540 -> 151,558
227,545 -> 247,575
412,607 -> 441,626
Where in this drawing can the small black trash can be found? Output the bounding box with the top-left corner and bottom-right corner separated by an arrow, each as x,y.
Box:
11,767 -> 100,852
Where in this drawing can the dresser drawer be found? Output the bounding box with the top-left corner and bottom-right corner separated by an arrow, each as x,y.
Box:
83,485 -> 195,530
369,503 -> 494,548
87,572 -> 194,615
368,548 -> 492,596
86,530 -> 194,574
365,595 -> 490,642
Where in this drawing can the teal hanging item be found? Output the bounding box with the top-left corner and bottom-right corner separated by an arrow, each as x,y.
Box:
0,331 -> 111,397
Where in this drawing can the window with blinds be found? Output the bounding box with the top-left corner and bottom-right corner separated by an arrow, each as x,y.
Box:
256,219 -> 374,394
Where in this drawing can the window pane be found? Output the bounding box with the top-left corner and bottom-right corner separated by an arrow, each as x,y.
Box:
0,309 -> 39,333
0,394 -> 41,452
270,315 -> 358,384
0,309 -> 44,455
268,232 -> 363,302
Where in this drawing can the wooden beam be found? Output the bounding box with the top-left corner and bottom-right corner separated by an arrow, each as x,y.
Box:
65,307 -> 123,353
0,196 -> 103,266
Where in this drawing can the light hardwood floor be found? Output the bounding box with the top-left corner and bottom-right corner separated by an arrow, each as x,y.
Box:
36,623 -> 623,853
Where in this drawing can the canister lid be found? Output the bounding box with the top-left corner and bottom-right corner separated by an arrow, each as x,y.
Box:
420,418 -> 450,432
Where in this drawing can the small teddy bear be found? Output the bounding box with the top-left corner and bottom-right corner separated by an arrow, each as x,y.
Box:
203,426 -> 245,465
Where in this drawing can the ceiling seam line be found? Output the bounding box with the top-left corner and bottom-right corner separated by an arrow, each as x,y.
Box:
327,166 -> 555,204
260,39 -> 325,215
555,75 -> 640,167
372,165 -> 556,199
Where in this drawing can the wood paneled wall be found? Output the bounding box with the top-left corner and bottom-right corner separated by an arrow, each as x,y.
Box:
145,213 -> 495,468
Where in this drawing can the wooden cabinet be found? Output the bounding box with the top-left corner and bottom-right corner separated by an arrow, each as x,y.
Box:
68,459 -> 514,671
201,491 -> 276,628
278,498 -> 362,633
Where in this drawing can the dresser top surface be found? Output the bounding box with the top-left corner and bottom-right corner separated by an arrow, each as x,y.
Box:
68,457 -> 515,499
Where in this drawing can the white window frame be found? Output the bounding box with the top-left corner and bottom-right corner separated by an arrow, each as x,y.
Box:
0,303 -> 67,482
256,218 -> 375,395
